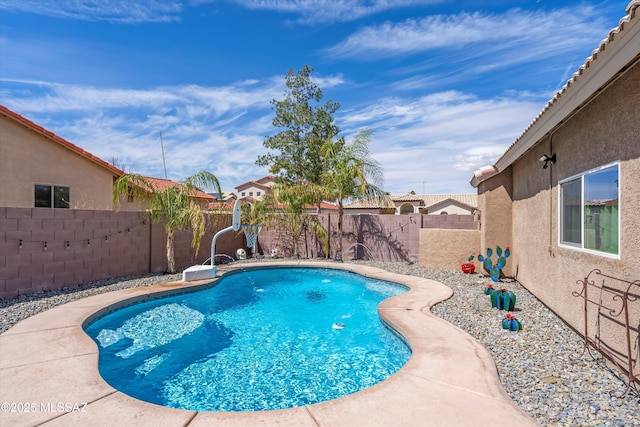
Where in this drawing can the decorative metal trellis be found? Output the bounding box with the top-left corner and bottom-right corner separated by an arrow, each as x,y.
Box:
572,269 -> 640,398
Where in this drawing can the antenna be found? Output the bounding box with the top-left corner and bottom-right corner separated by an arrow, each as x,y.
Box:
159,132 -> 172,216
160,131 -> 168,180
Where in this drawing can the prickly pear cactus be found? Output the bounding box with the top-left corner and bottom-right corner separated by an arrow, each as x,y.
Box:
477,246 -> 511,283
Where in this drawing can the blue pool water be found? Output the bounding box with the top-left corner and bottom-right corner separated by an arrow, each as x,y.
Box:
84,267 -> 411,412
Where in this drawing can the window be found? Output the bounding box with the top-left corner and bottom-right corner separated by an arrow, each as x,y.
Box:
559,163 -> 619,256
249,192 -> 253,197
241,192 -> 246,197
257,191 -> 261,197
35,184 -> 70,208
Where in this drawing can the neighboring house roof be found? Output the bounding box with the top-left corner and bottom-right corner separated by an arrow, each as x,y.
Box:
420,194 -> 478,210
266,201 -> 338,211
208,192 -> 236,201
471,1 -> 640,187
342,195 -> 396,210
142,176 -> 217,201
208,200 -> 236,211
317,202 -> 339,211
424,198 -> 477,213
0,104 -> 124,177
238,195 -> 261,203
255,175 -> 277,185
235,181 -> 272,192
344,194 -> 477,210
393,194 -> 427,202
235,175 -> 277,192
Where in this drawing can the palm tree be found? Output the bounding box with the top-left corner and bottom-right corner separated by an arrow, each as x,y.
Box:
113,171 -> 221,273
262,182 -> 329,258
321,129 -> 384,261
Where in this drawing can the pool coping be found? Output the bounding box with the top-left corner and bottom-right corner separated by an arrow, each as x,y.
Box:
0,261 -> 537,426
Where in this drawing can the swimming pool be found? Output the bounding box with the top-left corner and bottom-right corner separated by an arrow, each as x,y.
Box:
84,267 -> 411,412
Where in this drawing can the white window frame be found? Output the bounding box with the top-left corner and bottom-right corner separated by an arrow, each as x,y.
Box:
558,161 -> 620,259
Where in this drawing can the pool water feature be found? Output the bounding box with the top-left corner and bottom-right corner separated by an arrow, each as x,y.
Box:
84,267 -> 411,412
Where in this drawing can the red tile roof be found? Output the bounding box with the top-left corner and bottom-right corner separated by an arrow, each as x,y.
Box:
142,176 -> 216,201
0,104 -> 125,177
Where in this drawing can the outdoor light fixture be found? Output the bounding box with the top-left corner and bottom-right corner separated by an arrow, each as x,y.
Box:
538,154 -> 556,169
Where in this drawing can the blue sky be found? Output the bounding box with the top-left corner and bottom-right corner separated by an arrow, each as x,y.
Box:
0,0 -> 631,195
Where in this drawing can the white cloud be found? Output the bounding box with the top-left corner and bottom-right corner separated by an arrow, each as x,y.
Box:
234,0 -> 441,25
0,0 -> 441,25
0,0 -> 185,23
0,78 -> 285,190
338,90 -> 545,193
1,79 -> 279,114
325,6 -> 607,60
1,75 -> 546,195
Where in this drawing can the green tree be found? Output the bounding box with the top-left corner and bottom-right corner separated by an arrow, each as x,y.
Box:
256,65 -> 341,185
113,172 -> 222,273
321,129 -> 385,261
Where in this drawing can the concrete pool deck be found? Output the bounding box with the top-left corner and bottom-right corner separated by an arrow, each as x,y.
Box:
0,261 -> 537,426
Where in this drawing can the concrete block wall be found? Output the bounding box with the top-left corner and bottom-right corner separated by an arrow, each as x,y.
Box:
422,214 -> 478,230
255,213 -> 477,262
1,207 -> 150,297
0,209 -> 477,297
0,208 -> 240,298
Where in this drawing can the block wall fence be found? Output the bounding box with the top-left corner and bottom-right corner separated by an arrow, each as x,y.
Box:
0,207 -> 243,298
256,213 -> 478,263
0,208 -> 478,298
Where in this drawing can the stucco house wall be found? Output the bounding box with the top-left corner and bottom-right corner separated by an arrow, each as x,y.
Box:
473,2 -> 639,384
0,108 -> 122,210
426,200 -> 475,215
476,168 -> 514,277
235,176 -> 276,201
505,61 -> 640,325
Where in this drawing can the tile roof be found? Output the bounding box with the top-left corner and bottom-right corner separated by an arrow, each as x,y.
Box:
344,194 -> 477,209
235,175 -> 277,192
420,194 -> 478,209
342,195 -> 396,209
0,104 -> 124,177
235,181 -> 272,192
142,176 -> 216,201
208,201 -> 236,211
318,202 -> 339,210
255,175 -> 277,185
393,194 -> 427,202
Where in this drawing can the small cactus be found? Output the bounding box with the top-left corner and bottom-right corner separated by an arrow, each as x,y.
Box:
502,313 -> 522,331
488,287 -> 516,311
